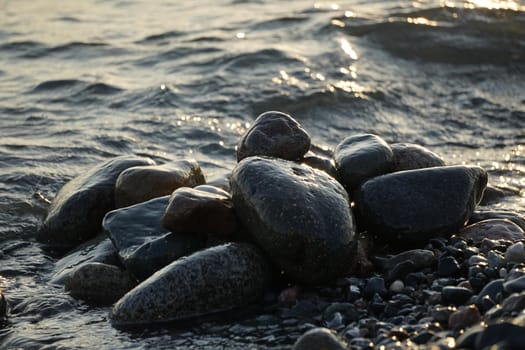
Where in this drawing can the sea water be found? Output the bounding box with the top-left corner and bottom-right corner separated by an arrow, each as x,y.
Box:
0,0 -> 524,348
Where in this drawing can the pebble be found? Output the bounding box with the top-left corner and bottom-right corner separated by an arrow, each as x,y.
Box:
447,304 -> 481,329
505,241 -> 525,264
503,274 -> 525,294
389,280 -> 404,293
437,256 -> 460,277
364,277 -> 387,298
292,327 -> 346,350
441,286 -> 473,306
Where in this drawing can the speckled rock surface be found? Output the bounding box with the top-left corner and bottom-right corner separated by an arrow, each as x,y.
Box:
103,196 -> 204,280
334,134 -> 393,190
231,156 -> 356,285
38,155 -> 155,250
458,219 -> 525,244
110,242 -> 271,325
236,111 -> 310,161
65,262 -> 137,305
114,159 -> 205,208
391,143 -> 445,172
50,234 -> 119,285
355,165 -> 487,243
162,186 -> 238,238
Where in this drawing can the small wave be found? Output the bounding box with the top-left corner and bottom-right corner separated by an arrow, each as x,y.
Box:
31,79 -> 83,92
133,46 -> 223,67
29,80 -> 124,105
136,30 -> 186,44
109,85 -> 180,109
249,15 -> 310,31
18,41 -> 126,59
222,48 -> 304,71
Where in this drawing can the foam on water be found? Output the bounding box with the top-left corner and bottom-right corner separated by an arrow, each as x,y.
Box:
0,0 -> 524,348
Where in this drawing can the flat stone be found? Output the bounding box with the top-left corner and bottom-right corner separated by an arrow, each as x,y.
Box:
448,305 -> 481,329
501,292 -> 525,314
334,134 -> 393,190
103,196 -> 204,280
114,159 -> 205,208
162,186 -> 238,238
231,157 -> 356,285
458,219 -> 525,244
293,327 -> 346,350
503,275 -> 525,294
38,155 -> 155,250
65,262 -> 137,305
49,234 -> 119,285
355,165 -> 487,243
476,279 -> 504,305
110,243 -> 271,325
391,143 -> 445,172
441,286 -> 473,306
237,111 -> 310,161
469,211 -> 525,231
381,249 -> 436,281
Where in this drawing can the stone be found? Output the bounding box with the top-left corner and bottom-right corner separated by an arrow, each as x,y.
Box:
476,279 -> 504,305
162,186 -> 238,238
110,243 -> 271,325
230,157 -> 356,285
503,275 -> 525,294
469,211 -> 525,231
334,134 -> 393,190
65,262 -> 136,305
49,234 -> 119,285
38,155 -> 155,250
505,241 -> 525,264
389,280 -> 404,293
0,289 -> 6,322
292,327 -> 346,350
501,292 -> 525,314
355,165 -> 487,243
103,196 -> 205,280
458,219 -> 525,244
479,185 -> 506,205
475,322 -> 525,349
364,277 -> 387,298
391,143 -> 445,172
441,286 -> 473,306
381,249 -> 436,281
437,256 -> 460,277
114,159 -> 205,208
236,111 -> 310,161
301,154 -> 338,179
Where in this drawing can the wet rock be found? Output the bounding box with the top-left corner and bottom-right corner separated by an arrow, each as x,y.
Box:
505,241 -> 525,264
50,234 -> 119,285
355,165 -> 487,243
437,256 -> 460,277
389,280 -> 404,293
103,196 -> 205,280
301,154 -> 338,179
162,186 -> 238,238
110,243 -> 271,325
334,134 -> 393,190
469,210 -> 525,231
441,286 -> 473,306
503,275 -> 525,294
458,219 -> 525,244
364,277 -> 387,298
381,249 -> 436,281
501,292 -> 525,314
237,111 -> 310,161
231,157 -> 356,285
479,185 -> 506,205
391,143 -> 445,172
475,322 -> 524,349
292,327 -> 346,350
65,262 -> 137,305
38,155 -> 155,250
476,279 -> 504,305
114,159 -> 205,208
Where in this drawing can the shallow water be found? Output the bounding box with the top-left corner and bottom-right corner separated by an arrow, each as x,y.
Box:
0,0 -> 524,348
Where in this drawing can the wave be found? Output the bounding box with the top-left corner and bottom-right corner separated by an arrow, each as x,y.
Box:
136,30 -> 186,44
335,6 -> 525,64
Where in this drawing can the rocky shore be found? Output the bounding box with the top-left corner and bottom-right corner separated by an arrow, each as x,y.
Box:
17,110 -> 525,349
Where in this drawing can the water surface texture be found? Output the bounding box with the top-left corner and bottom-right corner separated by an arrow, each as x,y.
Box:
1,0 -> 524,348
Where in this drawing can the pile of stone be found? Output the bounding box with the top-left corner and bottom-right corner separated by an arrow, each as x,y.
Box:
33,111 -> 525,349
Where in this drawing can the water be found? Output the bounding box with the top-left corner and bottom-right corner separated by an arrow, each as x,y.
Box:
0,0 -> 524,348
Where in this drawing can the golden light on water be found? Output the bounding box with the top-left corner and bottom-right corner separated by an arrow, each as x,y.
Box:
441,0 -> 524,10
340,38 -> 358,60
407,17 -> 438,26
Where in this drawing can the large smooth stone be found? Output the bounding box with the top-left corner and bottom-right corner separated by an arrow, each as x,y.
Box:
114,159 -> 205,208
334,134 -> 393,190
231,157 -> 356,285
110,242 -> 271,325
469,211 -> 525,231
65,262 -> 137,305
458,219 -> 525,244
162,186 -> 238,238
103,196 -> 204,280
355,165 -> 487,243
38,156 -> 155,249
236,111 -> 310,161
391,143 -> 445,172
49,234 -> 119,285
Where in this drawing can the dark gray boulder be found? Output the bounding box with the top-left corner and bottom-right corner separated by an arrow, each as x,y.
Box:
114,159 -> 205,208
65,262 -> 137,305
334,134 -> 393,190
162,186 -> 238,238
237,111 -> 310,161
391,143 -> 445,172
103,196 -> 205,280
38,155 -> 155,250
110,242 -> 271,325
355,165 -> 487,243
231,157 -> 356,285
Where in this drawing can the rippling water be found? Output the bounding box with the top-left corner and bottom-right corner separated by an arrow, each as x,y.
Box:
1,0 -> 524,348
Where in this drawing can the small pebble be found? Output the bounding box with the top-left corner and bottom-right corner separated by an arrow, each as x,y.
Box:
389,280 -> 404,293
505,242 -> 525,264
292,327 -> 346,350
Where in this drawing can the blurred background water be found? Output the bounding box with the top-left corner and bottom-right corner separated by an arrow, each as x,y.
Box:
0,0 -> 524,348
